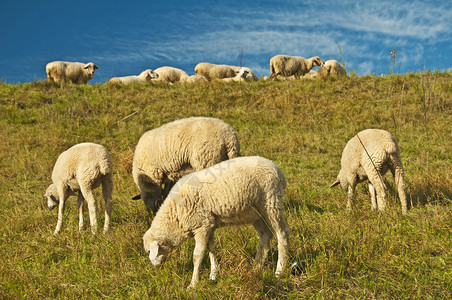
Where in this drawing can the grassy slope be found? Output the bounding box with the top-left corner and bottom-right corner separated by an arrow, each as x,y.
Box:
0,74 -> 450,299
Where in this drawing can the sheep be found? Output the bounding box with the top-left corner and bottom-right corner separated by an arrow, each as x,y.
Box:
108,69 -> 159,84
152,66 -> 189,83
230,66 -> 258,81
182,74 -> 208,84
320,59 -> 347,77
194,62 -> 236,80
221,68 -> 250,82
44,143 -> 113,235
269,55 -> 324,79
143,156 -> 290,289
302,69 -> 319,79
132,117 -> 240,214
46,61 -> 100,84
330,129 -> 408,214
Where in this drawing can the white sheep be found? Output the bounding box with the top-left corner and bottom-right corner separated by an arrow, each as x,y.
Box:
152,66 -> 189,83
269,55 -> 324,79
194,62 -> 236,80
143,156 -> 290,289
44,143 -> 113,235
302,69 -> 319,79
230,66 -> 258,81
330,129 -> 408,214
132,117 -> 240,214
221,68 -> 250,82
108,69 -> 159,84
321,59 -> 347,76
182,74 -> 208,84
46,61 -> 100,84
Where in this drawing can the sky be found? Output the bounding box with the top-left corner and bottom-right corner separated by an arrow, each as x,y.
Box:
0,0 -> 451,83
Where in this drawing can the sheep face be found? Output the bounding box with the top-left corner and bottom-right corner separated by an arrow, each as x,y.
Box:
312,57 -> 325,68
330,169 -> 349,190
44,184 -> 59,210
143,231 -> 173,266
83,63 -> 100,77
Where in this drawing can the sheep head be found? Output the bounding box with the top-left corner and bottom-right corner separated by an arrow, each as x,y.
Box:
44,184 -> 59,210
143,230 -> 173,266
330,169 -> 348,190
83,62 -> 100,77
312,57 -> 325,68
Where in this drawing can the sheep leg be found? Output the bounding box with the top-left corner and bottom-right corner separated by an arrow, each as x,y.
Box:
252,219 -> 273,270
392,161 -> 408,214
77,193 -> 85,231
207,232 -> 219,281
365,167 -> 387,212
267,203 -> 290,277
81,186 -> 98,234
369,183 -> 377,211
346,185 -> 355,211
54,185 -> 69,235
102,174 -> 113,234
188,231 -> 209,289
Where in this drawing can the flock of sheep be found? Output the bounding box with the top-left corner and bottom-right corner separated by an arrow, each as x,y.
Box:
44,114 -> 407,288
44,54 -> 347,85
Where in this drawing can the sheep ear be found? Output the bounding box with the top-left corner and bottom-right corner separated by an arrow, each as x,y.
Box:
132,194 -> 142,200
95,65 -> 100,69
330,180 -> 340,188
149,241 -> 159,260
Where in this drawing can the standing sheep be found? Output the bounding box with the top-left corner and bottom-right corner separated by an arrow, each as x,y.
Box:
46,61 -> 100,84
132,117 -> 240,214
194,62 -> 236,80
330,129 -> 408,214
152,66 -> 189,83
269,55 -> 324,79
108,69 -> 159,84
143,156 -> 290,289
44,143 -> 113,235
320,59 -> 347,76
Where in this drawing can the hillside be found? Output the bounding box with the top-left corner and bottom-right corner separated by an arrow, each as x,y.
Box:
0,73 -> 451,298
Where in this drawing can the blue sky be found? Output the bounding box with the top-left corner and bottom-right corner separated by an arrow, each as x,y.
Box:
1,0 -> 451,83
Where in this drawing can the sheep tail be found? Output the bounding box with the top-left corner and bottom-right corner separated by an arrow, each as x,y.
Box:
226,133 -> 241,159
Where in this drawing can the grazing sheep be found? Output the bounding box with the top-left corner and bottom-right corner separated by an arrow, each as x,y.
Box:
46,61 -> 100,84
143,156 -> 290,289
152,66 -> 189,83
221,68 -> 249,82
132,117 -> 240,214
320,59 -> 347,76
182,74 -> 208,84
194,62 -> 236,80
108,69 -> 159,84
44,143 -> 113,235
269,55 -> 324,79
330,129 -> 408,214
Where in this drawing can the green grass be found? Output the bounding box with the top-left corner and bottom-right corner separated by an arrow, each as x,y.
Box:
0,73 -> 451,298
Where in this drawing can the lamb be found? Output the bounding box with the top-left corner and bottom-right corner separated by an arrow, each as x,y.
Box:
221,68 -> 250,82
330,129 -> 408,214
302,69 -> 319,79
320,59 -> 347,76
194,62 -> 236,80
132,117 -> 240,214
182,74 -> 208,84
230,66 -> 258,81
46,61 -> 100,84
143,156 -> 290,289
108,69 -> 159,84
44,143 -> 113,235
152,66 -> 189,83
269,55 -> 324,79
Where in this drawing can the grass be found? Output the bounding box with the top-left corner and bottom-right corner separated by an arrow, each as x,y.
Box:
0,73 -> 451,298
